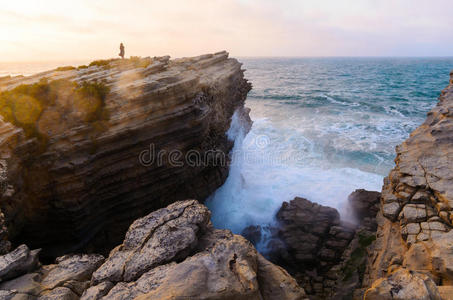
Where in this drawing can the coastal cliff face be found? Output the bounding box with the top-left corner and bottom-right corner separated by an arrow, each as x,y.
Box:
0,52 -> 251,257
362,72 -> 453,299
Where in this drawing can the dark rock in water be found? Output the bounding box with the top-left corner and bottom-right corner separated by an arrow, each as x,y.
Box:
256,191 -> 382,299
241,225 -> 262,245
0,200 -> 307,300
276,197 -> 356,272
348,189 -> 381,231
0,52 -> 252,258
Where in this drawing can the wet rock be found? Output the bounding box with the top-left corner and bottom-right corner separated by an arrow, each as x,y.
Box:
348,189 -> 381,220
242,225 -> 262,245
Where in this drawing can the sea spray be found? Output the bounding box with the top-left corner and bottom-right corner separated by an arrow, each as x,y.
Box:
208,57 -> 452,252
207,109 -> 384,251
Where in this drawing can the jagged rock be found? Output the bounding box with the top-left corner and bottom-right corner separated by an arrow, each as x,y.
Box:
0,253 -> 103,298
262,197 -> 358,299
100,228 -> 306,300
276,197 -> 355,269
364,268 -> 441,300
0,52 -> 252,258
0,200 -> 306,299
241,225 -> 262,245
0,244 -> 40,282
362,71 -> 453,298
256,253 -> 307,300
38,286 -> 79,300
348,189 -> 381,220
92,200 -> 210,284
80,281 -> 114,300
0,272 -> 42,296
40,254 -> 104,290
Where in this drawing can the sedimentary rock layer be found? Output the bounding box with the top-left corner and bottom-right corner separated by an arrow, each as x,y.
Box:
0,52 -> 251,257
0,200 -> 307,300
362,71 -> 453,299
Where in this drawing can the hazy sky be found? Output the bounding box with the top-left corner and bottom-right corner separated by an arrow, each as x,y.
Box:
1,0 -> 453,61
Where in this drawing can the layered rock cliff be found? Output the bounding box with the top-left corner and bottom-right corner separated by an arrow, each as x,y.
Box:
0,52 -> 251,258
0,200 -> 307,300
361,71 -> 453,299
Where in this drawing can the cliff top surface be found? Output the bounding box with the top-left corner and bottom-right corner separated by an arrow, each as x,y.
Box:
0,51 -> 243,153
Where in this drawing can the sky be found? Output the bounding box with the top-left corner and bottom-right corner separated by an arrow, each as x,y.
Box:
1,0 -> 453,62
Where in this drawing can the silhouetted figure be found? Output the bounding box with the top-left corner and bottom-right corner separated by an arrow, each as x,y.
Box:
119,43 -> 125,59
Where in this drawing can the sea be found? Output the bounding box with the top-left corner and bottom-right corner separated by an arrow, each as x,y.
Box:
206,57 -> 453,242
2,57 -> 453,245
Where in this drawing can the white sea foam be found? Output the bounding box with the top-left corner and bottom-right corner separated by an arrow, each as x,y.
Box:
206,108 -> 384,236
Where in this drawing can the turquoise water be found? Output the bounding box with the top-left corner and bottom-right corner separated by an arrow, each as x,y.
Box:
207,57 -> 453,235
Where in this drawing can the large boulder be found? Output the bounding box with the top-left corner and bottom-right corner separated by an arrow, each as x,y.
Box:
92,200 -> 211,284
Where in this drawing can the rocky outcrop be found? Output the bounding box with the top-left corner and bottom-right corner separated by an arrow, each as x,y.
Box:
241,190 -> 381,299
0,52 -> 251,257
0,200 -> 306,299
240,195 -> 362,299
362,72 -> 453,298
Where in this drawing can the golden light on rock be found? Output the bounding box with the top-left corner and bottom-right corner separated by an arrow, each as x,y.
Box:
13,95 -> 42,124
74,95 -> 101,120
37,109 -> 63,137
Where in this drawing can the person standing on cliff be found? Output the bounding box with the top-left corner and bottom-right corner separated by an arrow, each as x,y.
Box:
119,43 -> 125,59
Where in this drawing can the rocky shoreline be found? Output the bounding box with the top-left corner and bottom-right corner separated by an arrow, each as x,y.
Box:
0,54 -> 452,299
0,200 -> 307,299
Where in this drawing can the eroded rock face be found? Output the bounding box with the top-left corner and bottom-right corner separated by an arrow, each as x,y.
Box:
91,200 -> 211,284
364,268 -> 441,300
0,200 -> 307,300
362,72 -> 453,298
0,52 -> 251,257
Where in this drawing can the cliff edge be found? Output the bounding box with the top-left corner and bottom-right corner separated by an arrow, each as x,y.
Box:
362,71 -> 453,299
0,52 -> 251,258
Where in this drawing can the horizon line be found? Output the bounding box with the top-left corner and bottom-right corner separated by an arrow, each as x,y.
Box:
2,55 -> 453,64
